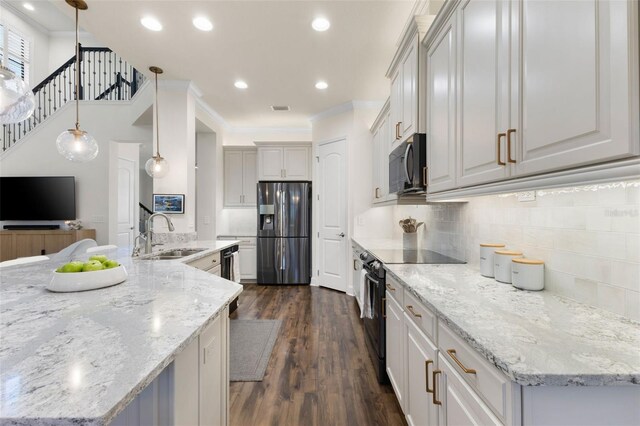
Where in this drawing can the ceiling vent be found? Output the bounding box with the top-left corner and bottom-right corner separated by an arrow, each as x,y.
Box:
270,105 -> 290,111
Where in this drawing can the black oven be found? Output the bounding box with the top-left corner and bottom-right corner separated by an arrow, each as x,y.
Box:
389,133 -> 426,195
360,252 -> 389,385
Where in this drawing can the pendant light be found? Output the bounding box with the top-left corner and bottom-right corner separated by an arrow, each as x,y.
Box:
56,0 -> 98,162
0,20 -> 35,123
145,66 -> 169,178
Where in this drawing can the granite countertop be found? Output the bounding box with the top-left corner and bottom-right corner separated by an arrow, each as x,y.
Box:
352,237 -> 640,386
137,239 -> 241,263
0,241 -> 243,425
385,264 -> 640,386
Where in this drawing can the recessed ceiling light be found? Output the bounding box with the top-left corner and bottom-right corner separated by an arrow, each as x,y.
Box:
234,80 -> 248,89
315,81 -> 328,90
193,16 -> 213,32
23,3 -> 35,11
312,17 -> 330,32
141,16 -> 162,32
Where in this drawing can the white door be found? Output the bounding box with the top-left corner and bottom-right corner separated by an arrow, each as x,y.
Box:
386,293 -> 406,411
406,315 -> 438,426
390,70 -> 402,144
457,0 -> 511,187
511,0 -> 638,176
242,150 -> 257,206
258,147 -> 284,180
224,150 -> 244,207
283,147 -> 309,180
402,40 -> 417,138
117,158 -> 135,248
318,139 -> 347,292
426,19 -> 458,193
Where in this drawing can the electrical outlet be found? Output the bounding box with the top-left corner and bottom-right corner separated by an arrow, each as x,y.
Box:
517,191 -> 536,202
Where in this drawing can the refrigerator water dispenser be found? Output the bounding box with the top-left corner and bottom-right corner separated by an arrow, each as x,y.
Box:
259,204 -> 275,231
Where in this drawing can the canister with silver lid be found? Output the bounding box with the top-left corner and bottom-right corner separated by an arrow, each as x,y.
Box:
494,250 -> 523,283
479,243 -> 505,277
511,258 -> 545,291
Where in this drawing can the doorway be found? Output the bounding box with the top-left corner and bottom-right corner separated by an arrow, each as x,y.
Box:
317,138 -> 348,292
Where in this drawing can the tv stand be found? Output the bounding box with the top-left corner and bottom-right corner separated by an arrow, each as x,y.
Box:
3,225 -> 61,230
0,229 -> 96,261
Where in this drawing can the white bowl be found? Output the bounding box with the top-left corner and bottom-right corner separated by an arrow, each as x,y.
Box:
47,265 -> 128,293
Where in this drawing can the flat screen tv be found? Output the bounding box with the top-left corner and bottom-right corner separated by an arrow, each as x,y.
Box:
0,176 -> 76,221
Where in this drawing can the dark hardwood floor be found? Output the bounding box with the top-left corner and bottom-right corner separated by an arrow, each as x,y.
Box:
229,284 -> 406,426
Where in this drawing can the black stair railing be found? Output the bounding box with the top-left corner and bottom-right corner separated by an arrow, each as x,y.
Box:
1,44 -> 145,152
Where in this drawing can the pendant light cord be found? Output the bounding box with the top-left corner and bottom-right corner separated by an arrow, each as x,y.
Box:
154,71 -> 160,157
75,5 -> 80,130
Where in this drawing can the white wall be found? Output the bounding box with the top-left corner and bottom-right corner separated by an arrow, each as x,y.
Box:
0,7 -> 49,86
311,103 -> 378,291
47,32 -> 104,72
361,180 -> 640,321
0,100 -> 152,244
196,132 -> 217,240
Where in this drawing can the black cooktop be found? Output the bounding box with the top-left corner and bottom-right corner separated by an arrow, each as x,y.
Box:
369,249 -> 465,265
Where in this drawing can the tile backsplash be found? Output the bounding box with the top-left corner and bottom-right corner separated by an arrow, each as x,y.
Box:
358,181 -> 640,321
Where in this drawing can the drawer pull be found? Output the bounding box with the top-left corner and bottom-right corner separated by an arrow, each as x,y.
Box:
447,349 -> 477,374
385,283 -> 396,291
406,305 -> 422,318
432,370 -> 442,405
497,133 -> 506,166
507,128 -> 517,163
425,360 -> 433,394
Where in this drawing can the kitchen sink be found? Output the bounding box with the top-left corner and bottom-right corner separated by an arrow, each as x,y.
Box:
147,248 -> 207,260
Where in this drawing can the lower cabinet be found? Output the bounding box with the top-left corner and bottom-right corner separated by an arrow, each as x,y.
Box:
436,354 -> 501,426
405,314 -> 438,426
238,238 -> 257,280
386,290 -> 406,411
0,229 -> 97,261
112,307 -> 229,426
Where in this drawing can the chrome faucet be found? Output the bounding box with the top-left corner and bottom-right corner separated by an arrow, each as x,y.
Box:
132,213 -> 175,256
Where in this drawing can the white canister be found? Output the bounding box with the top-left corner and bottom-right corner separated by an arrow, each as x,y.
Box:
479,243 -> 506,277
403,232 -> 418,250
494,250 -> 523,283
511,258 -> 545,291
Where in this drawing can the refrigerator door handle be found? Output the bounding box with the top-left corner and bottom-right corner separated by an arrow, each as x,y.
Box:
280,239 -> 286,270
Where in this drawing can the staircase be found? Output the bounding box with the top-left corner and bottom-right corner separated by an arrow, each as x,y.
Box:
1,45 -> 144,152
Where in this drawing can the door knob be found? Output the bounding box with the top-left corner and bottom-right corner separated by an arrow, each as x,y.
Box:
337,232 -> 345,237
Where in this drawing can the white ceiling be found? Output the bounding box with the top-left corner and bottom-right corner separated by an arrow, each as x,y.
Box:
3,0 -> 75,32
48,0 -> 415,129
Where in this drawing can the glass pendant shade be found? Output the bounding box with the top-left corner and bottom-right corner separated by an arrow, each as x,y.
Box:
145,155 -> 169,178
0,66 -> 35,124
56,128 -> 99,162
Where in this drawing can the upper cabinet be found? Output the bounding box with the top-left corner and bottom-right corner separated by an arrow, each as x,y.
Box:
371,100 -> 392,203
255,142 -> 312,181
424,0 -> 640,194
224,148 -> 257,207
387,16 -> 436,148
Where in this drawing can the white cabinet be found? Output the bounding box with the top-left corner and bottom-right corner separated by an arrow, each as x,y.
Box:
426,17 -> 458,193
351,244 -> 363,312
405,313 -> 439,426
224,148 -> 257,207
199,311 -> 227,426
425,0 -> 640,194
436,354 -> 501,426
239,238 -> 257,280
371,101 -> 391,203
385,288 -> 406,412
256,143 -> 311,181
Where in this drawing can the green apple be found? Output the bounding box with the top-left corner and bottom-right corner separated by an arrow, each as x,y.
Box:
56,261 -> 84,273
89,255 -> 109,263
82,260 -> 105,272
103,259 -> 119,269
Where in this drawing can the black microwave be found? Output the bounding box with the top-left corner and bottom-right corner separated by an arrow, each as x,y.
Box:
389,133 -> 426,195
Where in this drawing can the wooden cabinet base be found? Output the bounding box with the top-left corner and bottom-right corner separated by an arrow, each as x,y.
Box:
0,229 -> 97,261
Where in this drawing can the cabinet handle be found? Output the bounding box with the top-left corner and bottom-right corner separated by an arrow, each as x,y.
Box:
447,349 -> 477,374
386,283 -> 396,291
432,370 -> 442,405
382,297 -> 386,318
497,133 -> 506,166
406,305 -> 422,318
507,128 -> 516,163
353,259 -> 358,270
422,166 -> 427,188
375,187 -> 380,199
425,359 -> 433,394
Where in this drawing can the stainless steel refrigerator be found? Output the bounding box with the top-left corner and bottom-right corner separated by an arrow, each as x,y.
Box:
257,181 -> 311,284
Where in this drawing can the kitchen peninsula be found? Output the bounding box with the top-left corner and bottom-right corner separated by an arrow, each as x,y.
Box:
0,242 -> 242,425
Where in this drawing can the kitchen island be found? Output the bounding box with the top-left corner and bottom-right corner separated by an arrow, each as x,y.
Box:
0,241 -> 242,425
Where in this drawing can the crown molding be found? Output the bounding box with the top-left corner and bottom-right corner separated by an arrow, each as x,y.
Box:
228,127 -> 311,135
